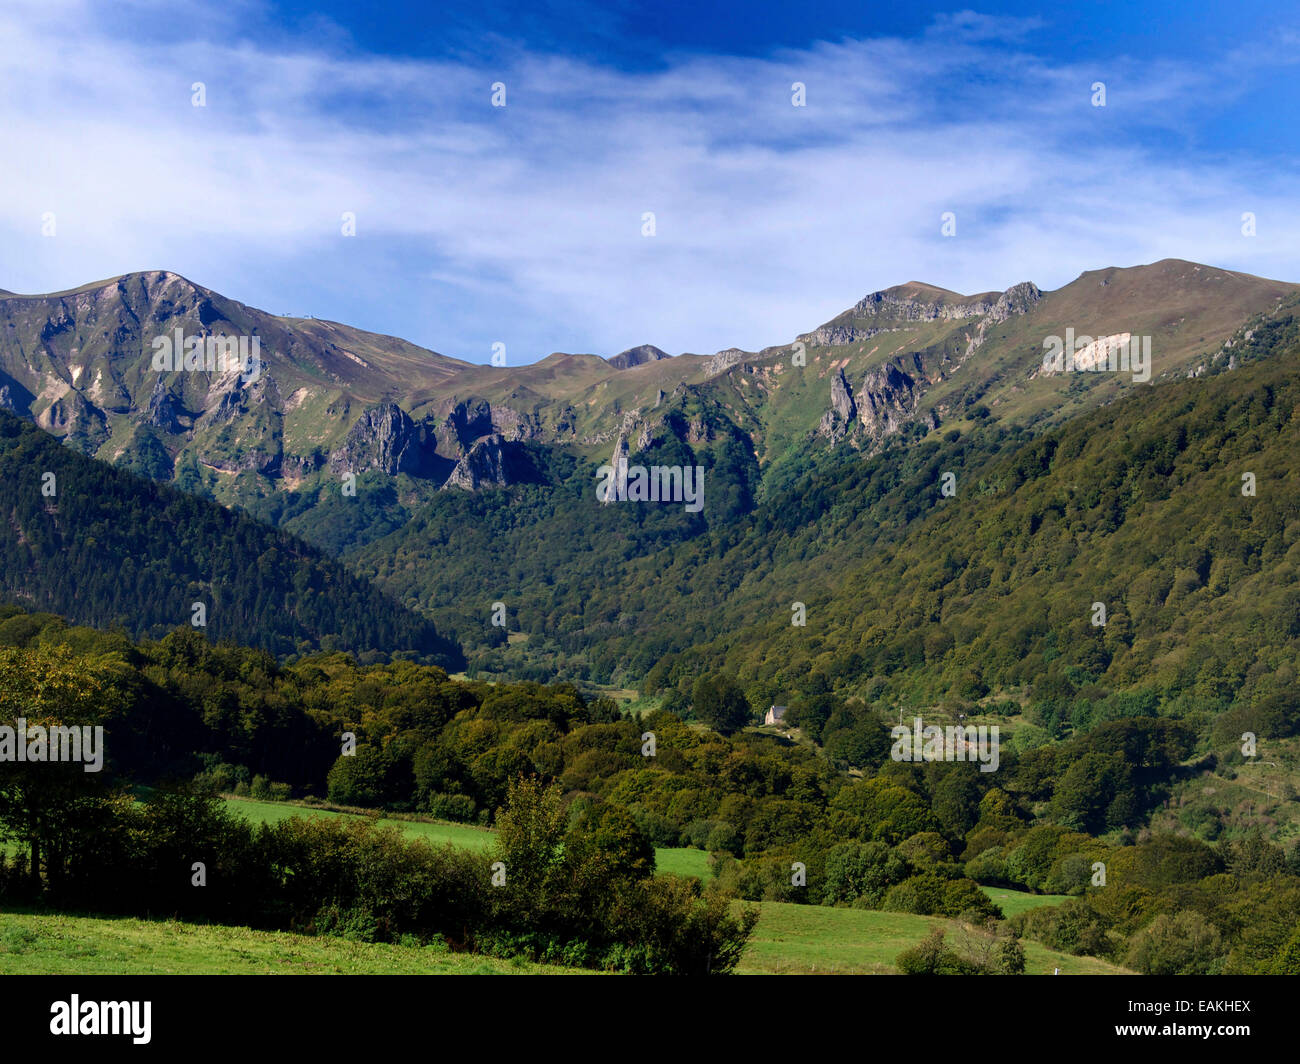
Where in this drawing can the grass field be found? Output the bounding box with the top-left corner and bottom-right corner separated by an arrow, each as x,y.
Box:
0,910 -> 590,975
736,902 -> 1131,975
225,797 -> 498,850
0,904 -> 1127,975
980,885 -> 1071,918
223,796 -> 713,879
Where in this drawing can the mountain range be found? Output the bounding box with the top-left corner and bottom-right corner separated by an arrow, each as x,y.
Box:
1,257 -> 1297,693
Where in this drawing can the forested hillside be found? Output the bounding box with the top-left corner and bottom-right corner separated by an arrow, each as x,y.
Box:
0,413 -> 461,666
335,297 -> 1300,718
662,308 -> 1300,723
1,613 -> 1297,974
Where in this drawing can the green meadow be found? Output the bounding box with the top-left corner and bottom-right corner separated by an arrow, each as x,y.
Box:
0,903 -> 1126,976
736,902 -> 1130,975
980,885 -> 1072,919
0,910 -> 591,975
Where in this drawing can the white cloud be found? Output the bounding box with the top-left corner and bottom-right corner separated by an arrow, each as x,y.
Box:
0,0 -> 1296,361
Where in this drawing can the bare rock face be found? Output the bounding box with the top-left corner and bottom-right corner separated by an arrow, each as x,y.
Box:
145,380 -> 188,433
985,281 -> 1042,324
962,281 -> 1043,359
282,452 -> 324,479
444,433 -> 517,491
830,368 -> 856,421
328,402 -> 438,477
819,367 -> 857,439
488,403 -> 541,442
800,323 -> 883,346
811,280 -> 1040,446
599,435 -> 630,502
706,348 -> 749,376
799,292 -> 992,347
799,281 -> 1040,349
686,415 -> 712,444
446,398 -> 493,449
850,289 -> 998,323
857,357 -> 924,438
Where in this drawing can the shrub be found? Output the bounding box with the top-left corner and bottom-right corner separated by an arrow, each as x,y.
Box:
427,792 -> 477,822
895,928 -> 986,975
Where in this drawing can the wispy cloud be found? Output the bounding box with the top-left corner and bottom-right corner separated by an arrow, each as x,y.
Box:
0,0 -> 1296,362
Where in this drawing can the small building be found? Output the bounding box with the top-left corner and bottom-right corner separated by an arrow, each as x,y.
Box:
764,704 -> 788,726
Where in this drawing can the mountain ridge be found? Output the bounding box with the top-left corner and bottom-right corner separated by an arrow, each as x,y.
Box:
0,258 -> 1292,520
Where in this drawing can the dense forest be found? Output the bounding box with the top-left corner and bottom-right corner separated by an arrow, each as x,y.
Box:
0,412 -> 460,667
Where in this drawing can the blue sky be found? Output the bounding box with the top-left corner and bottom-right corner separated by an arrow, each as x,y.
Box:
2,0 -> 1298,363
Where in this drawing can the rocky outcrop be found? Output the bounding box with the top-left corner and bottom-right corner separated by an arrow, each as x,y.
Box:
800,281 -> 1041,349
686,415 -> 712,444
857,359 -> 922,437
488,403 -> 541,442
811,281 -> 1040,446
600,435 -> 630,502
819,368 -> 857,439
985,282 -> 1042,324
830,368 -> 856,421
800,323 -> 888,346
39,391 -> 109,451
961,282 -> 1042,358
706,348 -> 749,376
445,398 -> 493,449
851,289 -> 998,323
282,451 -> 325,479
799,292 -> 993,347
608,344 -> 671,370
145,380 -> 187,433
444,433 -> 520,491
328,402 -> 438,477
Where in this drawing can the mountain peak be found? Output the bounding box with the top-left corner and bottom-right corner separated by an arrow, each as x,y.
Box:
607,344 -> 671,370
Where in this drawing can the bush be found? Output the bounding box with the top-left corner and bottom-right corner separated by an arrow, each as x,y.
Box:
1014,897 -> 1112,957
995,936 -> 1026,974
895,928 -> 986,975
822,841 -> 907,907
1125,912 -> 1224,975
427,792 -> 477,822
705,822 -> 741,854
